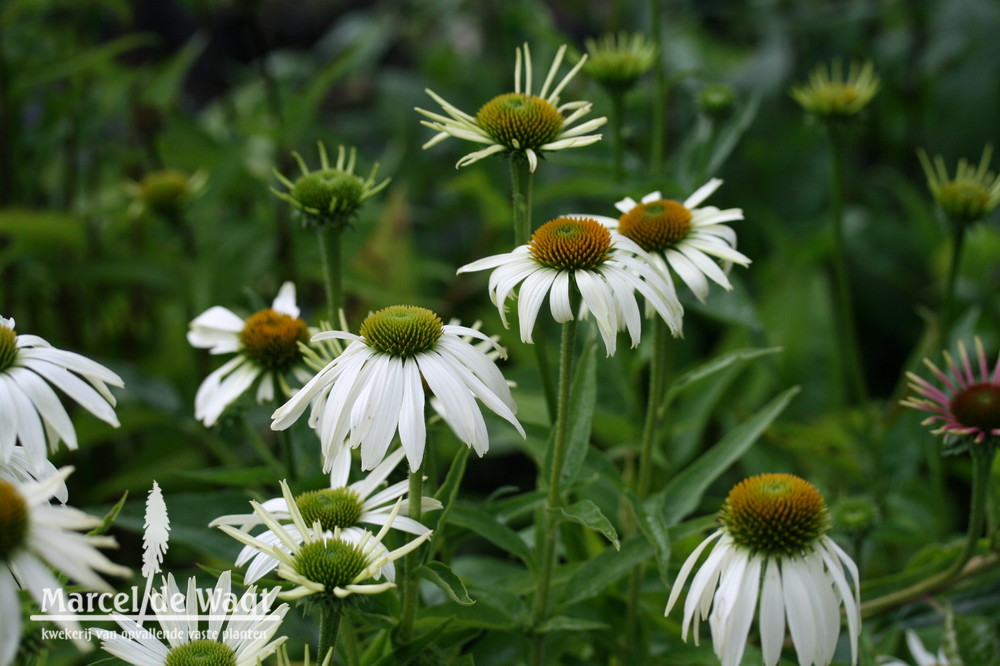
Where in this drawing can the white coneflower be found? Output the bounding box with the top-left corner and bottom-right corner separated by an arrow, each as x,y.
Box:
0,316 -> 123,473
218,482 -> 431,602
271,306 -> 524,472
0,446 -> 67,503
210,447 -> 441,583
588,179 -> 750,302
416,43 -> 606,172
188,282 -> 313,427
0,468 -> 130,666
457,216 -> 684,356
93,570 -> 287,666
666,473 -> 861,666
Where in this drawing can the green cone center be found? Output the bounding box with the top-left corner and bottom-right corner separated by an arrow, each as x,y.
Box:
951,383 -> 1000,432
359,306 -> 443,357
529,217 -> 612,270
618,199 -> 693,252
476,93 -> 564,151
0,326 -> 17,372
296,488 -> 364,531
938,180 -> 991,221
291,169 -> 365,215
293,539 -> 369,591
140,169 -> 191,215
164,640 -> 237,666
238,308 -> 309,371
0,480 -> 29,562
718,473 -> 830,557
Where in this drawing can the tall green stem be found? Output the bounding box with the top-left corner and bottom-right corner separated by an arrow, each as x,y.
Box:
861,449 -> 995,618
510,156 -> 557,421
530,313 -> 578,665
398,464 -> 424,644
610,91 -> 626,183
624,318 -> 669,659
636,317 -> 669,500
317,224 -> 344,326
940,221 -> 967,334
827,131 -> 868,405
649,0 -> 665,175
318,605 -> 343,665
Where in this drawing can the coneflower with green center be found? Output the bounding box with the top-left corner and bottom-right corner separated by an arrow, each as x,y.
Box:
416,43 -> 606,174
271,306 -> 524,472
210,446 -> 441,584
93,571 -> 287,666
218,483 -> 431,661
457,216 -> 684,356
581,32 -> 656,181
188,283 -> 313,427
790,60 -> 880,123
271,143 -> 390,323
917,146 -> 1000,328
666,473 -> 860,666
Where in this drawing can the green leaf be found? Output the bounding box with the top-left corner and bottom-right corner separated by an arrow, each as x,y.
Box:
418,561 -> 475,606
628,491 -> 672,586
369,617 -> 454,666
536,616 -> 609,633
562,537 -> 654,606
449,504 -> 535,570
660,386 -> 800,527
664,346 -> 784,408
554,500 -> 619,550
88,492 -> 128,536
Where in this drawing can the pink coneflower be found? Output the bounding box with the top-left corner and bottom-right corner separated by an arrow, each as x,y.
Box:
902,337 -> 1000,449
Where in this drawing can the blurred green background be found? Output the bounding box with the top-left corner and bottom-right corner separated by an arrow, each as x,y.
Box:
3,0 -> 1000,662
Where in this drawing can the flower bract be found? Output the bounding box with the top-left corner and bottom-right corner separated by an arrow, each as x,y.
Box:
416,43 -> 606,172
665,473 -> 861,666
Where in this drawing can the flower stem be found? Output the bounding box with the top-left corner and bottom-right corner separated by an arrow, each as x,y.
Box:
940,220 -> 967,333
624,317 -> 670,656
827,129 -> 868,405
637,317 -> 669,500
610,91 -> 626,183
531,311 -> 579,665
318,605 -> 343,666
240,415 -> 284,478
317,224 -> 344,326
860,448 -> 995,618
398,464 -> 424,645
342,612 -> 361,666
649,0 -> 665,176
509,155 -> 557,421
